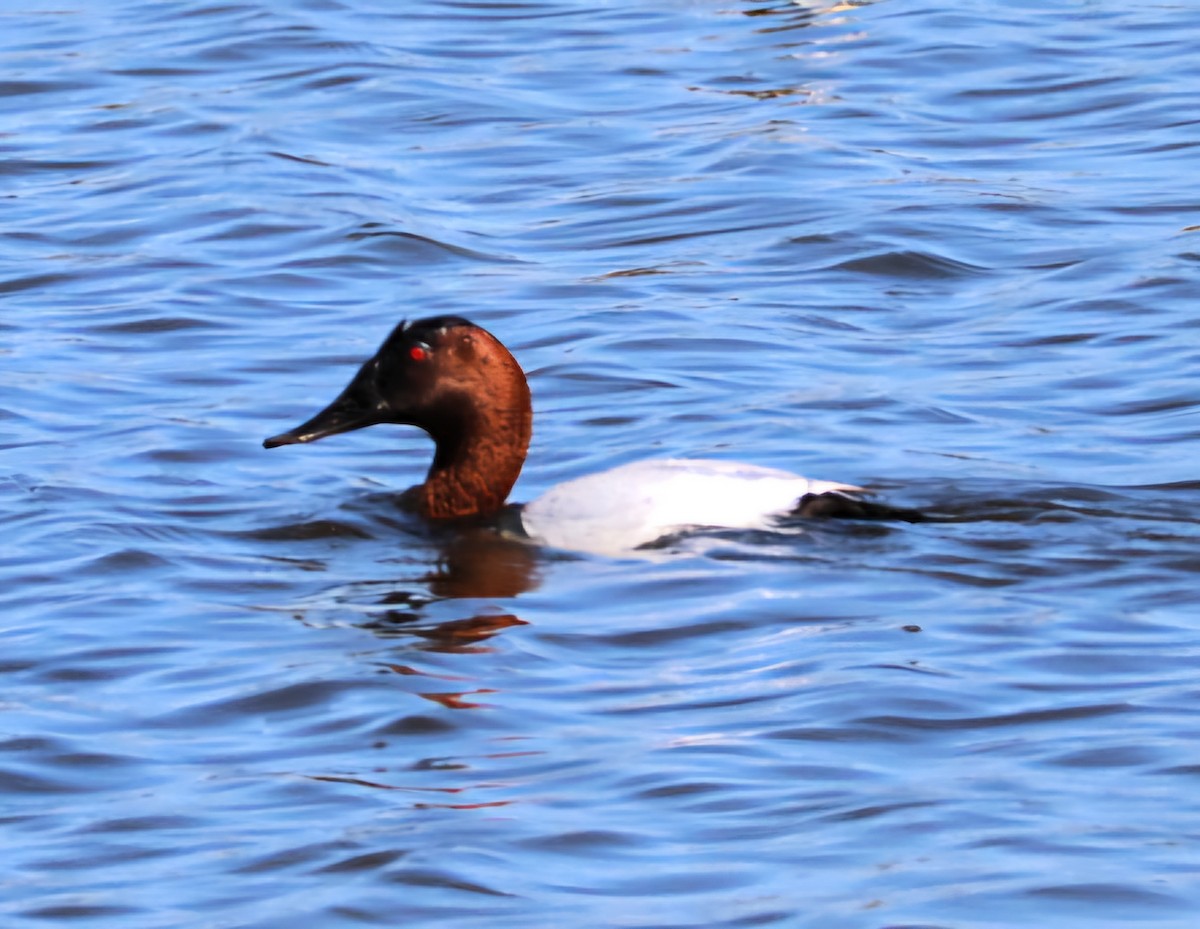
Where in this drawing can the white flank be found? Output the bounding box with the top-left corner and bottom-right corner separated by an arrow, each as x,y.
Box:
520,458 -> 862,556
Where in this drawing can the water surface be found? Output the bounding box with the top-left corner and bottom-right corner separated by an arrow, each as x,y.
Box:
4,1 -> 1200,926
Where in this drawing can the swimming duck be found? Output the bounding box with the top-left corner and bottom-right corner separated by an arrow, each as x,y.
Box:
264,316 -> 918,555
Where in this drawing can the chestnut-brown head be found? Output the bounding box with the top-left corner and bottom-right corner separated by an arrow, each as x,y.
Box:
265,316 -> 533,519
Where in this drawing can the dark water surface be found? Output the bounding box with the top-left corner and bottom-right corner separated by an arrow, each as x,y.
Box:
4,1 -> 1200,926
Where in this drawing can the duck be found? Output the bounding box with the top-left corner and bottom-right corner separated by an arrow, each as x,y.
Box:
264,315 -> 921,556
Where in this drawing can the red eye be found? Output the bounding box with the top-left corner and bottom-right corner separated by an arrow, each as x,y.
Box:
409,345 -> 429,362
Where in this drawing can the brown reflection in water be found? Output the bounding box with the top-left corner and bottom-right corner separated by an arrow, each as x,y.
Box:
367,612 -> 528,653
292,527 -> 539,804
424,526 -> 543,600
417,688 -> 498,710
358,526 -> 538,649
380,660 -> 506,696
411,799 -> 512,811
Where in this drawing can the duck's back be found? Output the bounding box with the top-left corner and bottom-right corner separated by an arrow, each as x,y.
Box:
520,458 -> 861,555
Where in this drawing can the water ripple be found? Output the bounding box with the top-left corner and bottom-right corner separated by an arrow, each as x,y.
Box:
4,1 -> 1200,927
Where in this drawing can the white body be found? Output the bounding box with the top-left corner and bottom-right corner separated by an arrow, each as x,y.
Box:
520,458 -> 861,556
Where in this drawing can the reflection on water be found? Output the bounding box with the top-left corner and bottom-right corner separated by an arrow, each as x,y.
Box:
5,0 -> 1200,926
338,528 -> 539,646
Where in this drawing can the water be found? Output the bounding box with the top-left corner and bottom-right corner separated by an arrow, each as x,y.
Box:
4,1 -> 1200,926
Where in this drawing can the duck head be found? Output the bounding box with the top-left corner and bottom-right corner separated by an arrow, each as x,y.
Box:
264,316 -> 533,519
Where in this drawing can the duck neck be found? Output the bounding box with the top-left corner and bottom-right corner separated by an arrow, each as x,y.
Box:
418,401 -> 532,520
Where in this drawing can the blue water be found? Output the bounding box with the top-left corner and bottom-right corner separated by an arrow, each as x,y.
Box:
4,1 -> 1200,926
